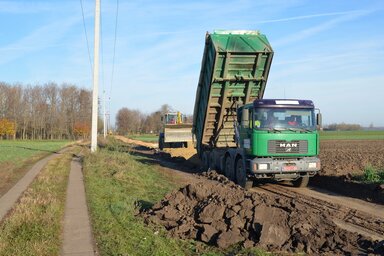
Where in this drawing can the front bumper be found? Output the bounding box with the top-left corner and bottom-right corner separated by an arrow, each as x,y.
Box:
249,156 -> 320,179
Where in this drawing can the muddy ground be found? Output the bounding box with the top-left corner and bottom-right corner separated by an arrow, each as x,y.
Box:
119,137 -> 384,254
319,140 -> 384,176
142,172 -> 383,254
154,139 -> 384,204
314,140 -> 384,204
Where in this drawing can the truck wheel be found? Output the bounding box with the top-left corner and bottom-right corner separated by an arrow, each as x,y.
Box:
159,135 -> 164,150
292,176 -> 309,188
235,158 -> 253,189
202,152 -> 210,172
224,156 -> 235,181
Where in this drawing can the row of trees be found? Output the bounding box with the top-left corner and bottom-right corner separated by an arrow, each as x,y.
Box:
0,82 -> 93,140
116,104 -> 192,135
1,81 -> 190,139
324,123 -> 363,131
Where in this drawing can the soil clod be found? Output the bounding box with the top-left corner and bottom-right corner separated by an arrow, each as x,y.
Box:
143,172 -> 383,254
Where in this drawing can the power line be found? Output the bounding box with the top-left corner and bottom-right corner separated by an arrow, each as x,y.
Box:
79,0 -> 93,74
109,0 -> 119,99
100,3 -> 107,137
107,0 -> 119,132
100,8 -> 106,93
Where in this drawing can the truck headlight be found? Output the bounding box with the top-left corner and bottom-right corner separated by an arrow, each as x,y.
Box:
258,163 -> 269,170
308,162 -> 317,169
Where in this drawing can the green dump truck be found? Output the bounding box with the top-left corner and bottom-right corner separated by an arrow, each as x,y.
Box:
192,30 -> 321,188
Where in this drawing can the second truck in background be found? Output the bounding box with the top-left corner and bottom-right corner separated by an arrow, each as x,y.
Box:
158,111 -> 193,150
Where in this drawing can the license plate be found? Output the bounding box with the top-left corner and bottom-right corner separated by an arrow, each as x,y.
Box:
283,165 -> 297,171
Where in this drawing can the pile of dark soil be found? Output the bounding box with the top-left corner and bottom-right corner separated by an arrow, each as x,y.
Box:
143,172 -> 383,254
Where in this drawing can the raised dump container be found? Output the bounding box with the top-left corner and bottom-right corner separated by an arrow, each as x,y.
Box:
192,30 -> 274,157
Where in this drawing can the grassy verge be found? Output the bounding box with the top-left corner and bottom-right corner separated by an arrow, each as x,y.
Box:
0,146 -> 79,255
320,130 -> 384,140
0,140 -> 70,196
83,148 -> 201,255
129,134 -> 159,143
84,144 -> 268,255
354,165 -> 384,184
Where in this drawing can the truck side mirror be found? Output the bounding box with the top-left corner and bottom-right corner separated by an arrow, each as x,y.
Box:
316,113 -> 322,130
241,109 -> 249,127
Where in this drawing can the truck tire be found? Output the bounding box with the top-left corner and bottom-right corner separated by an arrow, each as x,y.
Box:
224,156 -> 235,181
235,158 -> 253,189
159,135 -> 164,150
202,152 -> 210,172
292,176 -> 309,188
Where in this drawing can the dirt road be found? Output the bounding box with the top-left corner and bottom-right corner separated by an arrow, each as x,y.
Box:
114,135 -> 158,149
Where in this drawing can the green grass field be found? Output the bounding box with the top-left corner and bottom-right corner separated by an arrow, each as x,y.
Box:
0,140 -> 70,196
0,140 -> 70,163
319,130 -> 384,140
129,134 -> 159,143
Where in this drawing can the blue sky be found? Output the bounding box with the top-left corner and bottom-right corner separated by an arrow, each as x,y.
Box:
0,0 -> 383,126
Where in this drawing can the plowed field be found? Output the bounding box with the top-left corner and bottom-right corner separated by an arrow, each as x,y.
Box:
320,140 -> 384,176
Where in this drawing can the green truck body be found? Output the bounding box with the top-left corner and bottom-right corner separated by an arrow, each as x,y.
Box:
193,30 -> 273,155
192,30 -> 321,187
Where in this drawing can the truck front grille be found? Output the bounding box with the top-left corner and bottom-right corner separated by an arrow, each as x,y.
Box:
268,140 -> 308,154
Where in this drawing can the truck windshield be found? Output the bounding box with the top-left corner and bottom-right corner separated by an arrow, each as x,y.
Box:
253,108 -> 316,131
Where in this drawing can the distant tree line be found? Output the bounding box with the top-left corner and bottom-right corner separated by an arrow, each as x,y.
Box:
324,123 -> 362,131
0,82 -> 93,140
116,104 -> 193,135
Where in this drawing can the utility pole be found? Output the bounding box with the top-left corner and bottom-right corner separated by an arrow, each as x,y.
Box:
91,0 -> 100,152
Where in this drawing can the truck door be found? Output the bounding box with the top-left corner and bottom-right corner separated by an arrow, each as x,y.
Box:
239,108 -> 252,155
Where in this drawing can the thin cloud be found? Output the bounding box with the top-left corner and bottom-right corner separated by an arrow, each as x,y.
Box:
0,1 -> 67,14
274,9 -> 374,47
256,10 -> 368,24
0,16 -> 81,65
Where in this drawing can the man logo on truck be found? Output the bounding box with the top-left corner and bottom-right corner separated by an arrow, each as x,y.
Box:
279,143 -> 298,148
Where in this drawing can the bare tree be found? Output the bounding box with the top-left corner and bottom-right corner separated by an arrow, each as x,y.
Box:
0,82 -> 93,140
116,108 -> 144,134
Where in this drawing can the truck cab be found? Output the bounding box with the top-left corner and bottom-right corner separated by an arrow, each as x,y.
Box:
237,99 -> 321,187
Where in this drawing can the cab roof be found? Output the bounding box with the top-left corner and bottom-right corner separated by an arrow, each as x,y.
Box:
253,99 -> 314,109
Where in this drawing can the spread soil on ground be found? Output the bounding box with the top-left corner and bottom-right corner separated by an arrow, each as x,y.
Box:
320,140 -> 384,176
142,172 -> 383,255
314,140 -> 384,204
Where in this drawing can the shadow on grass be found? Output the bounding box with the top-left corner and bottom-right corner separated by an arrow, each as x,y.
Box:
134,200 -> 154,213
0,145 -> 61,154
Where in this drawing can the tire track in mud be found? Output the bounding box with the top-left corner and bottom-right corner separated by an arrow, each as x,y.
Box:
251,184 -> 384,241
